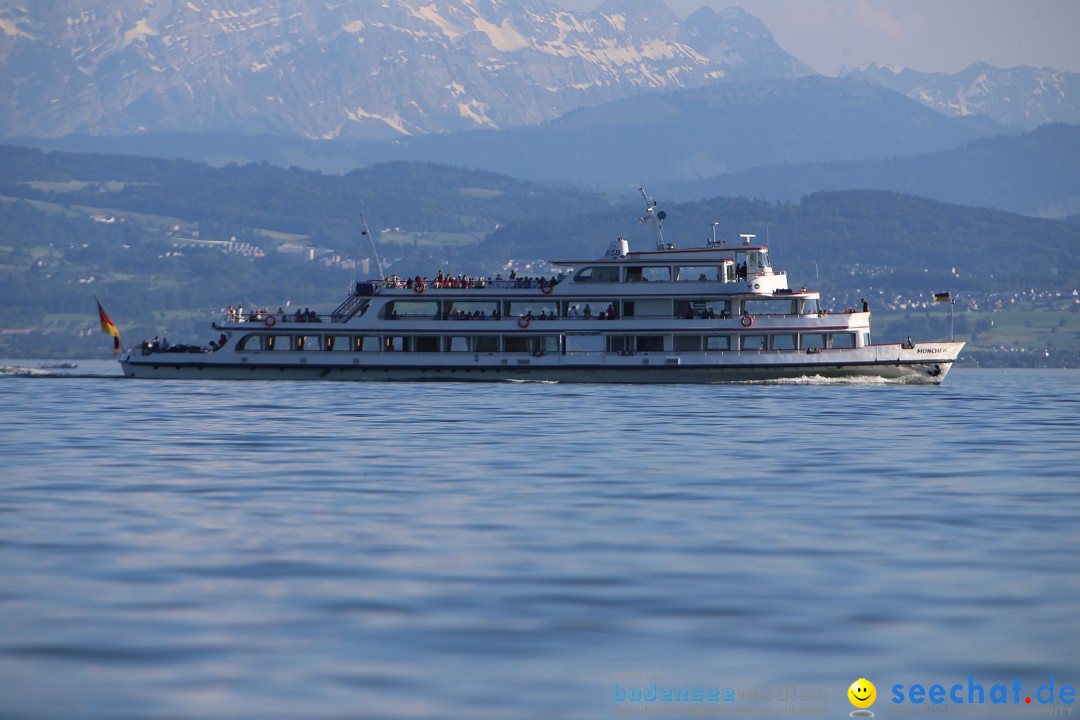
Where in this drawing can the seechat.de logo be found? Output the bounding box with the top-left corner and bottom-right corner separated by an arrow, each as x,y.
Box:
891,676 -> 1076,706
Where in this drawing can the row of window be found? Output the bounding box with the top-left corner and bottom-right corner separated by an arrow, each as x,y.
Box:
572,253 -> 770,284
237,331 -> 865,354
382,297 -> 821,320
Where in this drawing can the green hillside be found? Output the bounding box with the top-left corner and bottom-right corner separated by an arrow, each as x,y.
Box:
0,146 -> 1076,364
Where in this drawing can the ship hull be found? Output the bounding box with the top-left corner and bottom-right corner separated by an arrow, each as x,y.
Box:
120,342 -> 962,384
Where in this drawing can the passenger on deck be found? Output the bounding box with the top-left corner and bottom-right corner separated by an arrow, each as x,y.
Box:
583,304 -> 592,318
568,305 -> 579,319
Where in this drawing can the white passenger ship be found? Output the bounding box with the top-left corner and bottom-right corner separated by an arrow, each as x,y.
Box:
120,193 -> 963,383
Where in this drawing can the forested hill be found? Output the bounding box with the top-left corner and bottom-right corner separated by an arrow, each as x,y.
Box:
0,145 -> 613,239
484,191 -> 1080,293
1,145 -> 1078,357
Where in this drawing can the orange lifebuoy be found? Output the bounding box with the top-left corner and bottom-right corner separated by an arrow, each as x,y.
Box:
540,282 -> 553,294
414,283 -> 425,294
518,316 -> 530,329
741,314 -> 754,327
264,315 -> 277,327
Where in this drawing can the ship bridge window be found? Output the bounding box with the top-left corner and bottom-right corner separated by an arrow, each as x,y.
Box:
676,265 -> 722,282
574,266 -> 620,283
624,266 -> 671,282
800,298 -> 820,315
747,250 -> 771,272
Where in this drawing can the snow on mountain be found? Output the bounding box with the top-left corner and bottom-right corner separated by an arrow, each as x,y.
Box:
0,0 -> 814,140
842,62 -> 1079,129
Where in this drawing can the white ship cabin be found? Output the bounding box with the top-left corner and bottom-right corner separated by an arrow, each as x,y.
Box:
218,230 -> 877,361
552,235 -> 788,295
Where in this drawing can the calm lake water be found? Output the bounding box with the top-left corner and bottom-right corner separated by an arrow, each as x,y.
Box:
1,364 -> 1077,720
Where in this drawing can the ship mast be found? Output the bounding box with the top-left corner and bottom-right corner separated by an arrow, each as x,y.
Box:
639,187 -> 667,250
359,212 -> 384,279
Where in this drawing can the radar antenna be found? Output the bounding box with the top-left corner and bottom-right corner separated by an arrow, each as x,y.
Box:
639,187 -> 668,250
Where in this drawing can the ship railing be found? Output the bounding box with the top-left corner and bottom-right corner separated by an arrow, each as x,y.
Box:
331,294 -> 369,322
374,311 -> 834,321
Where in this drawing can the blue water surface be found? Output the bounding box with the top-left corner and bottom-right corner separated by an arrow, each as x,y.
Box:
0,366 -> 1077,719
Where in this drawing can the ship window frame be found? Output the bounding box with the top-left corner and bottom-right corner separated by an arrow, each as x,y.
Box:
574,265 -> 620,283
829,332 -> 856,349
674,335 -> 702,352
265,334 -> 294,351
704,335 -> 731,351
384,299 -> 440,320
743,299 -> 796,316
236,334 -> 261,351
296,335 -> 322,352
740,334 -> 768,351
503,336 -> 530,353
675,265 -> 722,282
771,334 -> 797,351
800,333 -> 826,351
635,335 -> 664,353
624,265 -> 671,282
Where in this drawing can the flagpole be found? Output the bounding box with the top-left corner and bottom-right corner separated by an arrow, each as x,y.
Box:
949,290 -> 955,342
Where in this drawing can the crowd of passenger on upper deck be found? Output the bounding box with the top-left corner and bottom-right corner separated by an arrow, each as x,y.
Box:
381,270 -> 562,291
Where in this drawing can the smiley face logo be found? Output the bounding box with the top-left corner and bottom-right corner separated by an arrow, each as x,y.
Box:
848,678 -> 876,709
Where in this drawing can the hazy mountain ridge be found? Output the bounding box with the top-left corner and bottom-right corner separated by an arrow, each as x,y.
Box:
0,0 -> 812,140
338,76 -> 1006,187
9,76 -> 1006,190
843,62 -> 1080,129
651,123 -> 1080,218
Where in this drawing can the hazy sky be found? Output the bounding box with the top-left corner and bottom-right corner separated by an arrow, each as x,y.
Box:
551,0 -> 1080,75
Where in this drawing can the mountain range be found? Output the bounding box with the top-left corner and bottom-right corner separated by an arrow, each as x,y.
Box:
652,123 -> 1080,218
0,0 -> 811,140
842,62 -> 1079,130
2,0 -> 1076,144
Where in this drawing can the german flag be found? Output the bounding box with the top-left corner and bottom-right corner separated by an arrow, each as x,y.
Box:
96,298 -> 121,354
934,292 -> 951,303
